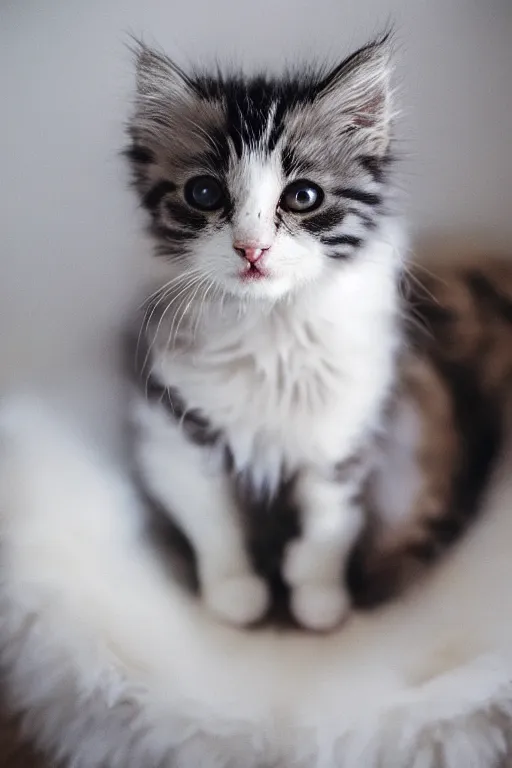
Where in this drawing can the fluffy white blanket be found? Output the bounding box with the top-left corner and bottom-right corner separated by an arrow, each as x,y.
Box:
1,400 -> 511,768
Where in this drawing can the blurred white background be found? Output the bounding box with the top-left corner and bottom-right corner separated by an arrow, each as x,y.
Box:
0,0 -> 511,442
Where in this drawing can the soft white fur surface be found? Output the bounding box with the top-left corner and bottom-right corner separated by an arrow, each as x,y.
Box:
1,400 -> 512,768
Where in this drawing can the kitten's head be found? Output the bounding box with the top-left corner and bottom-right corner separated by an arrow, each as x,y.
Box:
126,36 -> 395,302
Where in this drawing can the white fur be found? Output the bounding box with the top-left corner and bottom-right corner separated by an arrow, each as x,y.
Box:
2,400 -> 512,767
136,215 -> 404,629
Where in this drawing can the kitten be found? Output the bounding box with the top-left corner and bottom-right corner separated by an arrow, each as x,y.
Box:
125,36 -> 404,631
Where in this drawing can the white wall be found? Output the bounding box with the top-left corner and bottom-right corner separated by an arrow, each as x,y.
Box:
0,0 -> 511,439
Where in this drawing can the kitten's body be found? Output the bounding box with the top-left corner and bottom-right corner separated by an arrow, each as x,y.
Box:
133,219 -> 402,628
132,239 -> 512,630
127,38 -> 402,629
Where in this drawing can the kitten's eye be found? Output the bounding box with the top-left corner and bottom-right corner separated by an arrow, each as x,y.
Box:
184,176 -> 225,211
280,180 -> 324,213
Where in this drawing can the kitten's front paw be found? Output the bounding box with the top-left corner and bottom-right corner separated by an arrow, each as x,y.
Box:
291,583 -> 350,632
284,538 -> 344,586
203,573 -> 269,627
284,539 -> 350,631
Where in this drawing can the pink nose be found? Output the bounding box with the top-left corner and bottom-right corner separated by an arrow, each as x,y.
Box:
233,244 -> 270,263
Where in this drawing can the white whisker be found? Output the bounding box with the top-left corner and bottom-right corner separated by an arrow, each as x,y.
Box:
136,269 -> 203,377
168,275 -> 211,350
141,274 -> 204,389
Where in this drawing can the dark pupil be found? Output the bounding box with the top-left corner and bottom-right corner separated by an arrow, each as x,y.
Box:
296,189 -> 312,205
193,180 -> 220,208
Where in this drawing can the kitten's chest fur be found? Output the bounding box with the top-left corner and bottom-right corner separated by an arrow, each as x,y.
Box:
151,265 -> 400,490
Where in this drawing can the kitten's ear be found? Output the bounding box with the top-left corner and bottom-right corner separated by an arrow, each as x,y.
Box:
132,40 -> 192,102
126,42 -> 196,192
316,36 -> 394,155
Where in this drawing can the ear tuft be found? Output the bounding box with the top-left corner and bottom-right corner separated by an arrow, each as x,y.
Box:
317,34 -> 395,154
128,38 -> 192,101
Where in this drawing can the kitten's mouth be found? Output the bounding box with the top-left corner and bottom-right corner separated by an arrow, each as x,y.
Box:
240,263 -> 269,282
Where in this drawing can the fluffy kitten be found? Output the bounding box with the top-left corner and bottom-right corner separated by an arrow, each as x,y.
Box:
126,36 -> 404,631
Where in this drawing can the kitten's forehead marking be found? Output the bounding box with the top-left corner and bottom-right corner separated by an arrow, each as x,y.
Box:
261,102 -> 279,147
214,79 -> 291,157
195,77 -> 303,176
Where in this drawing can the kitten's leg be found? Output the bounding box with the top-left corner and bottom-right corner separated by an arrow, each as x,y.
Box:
135,402 -> 269,626
283,468 -> 364,631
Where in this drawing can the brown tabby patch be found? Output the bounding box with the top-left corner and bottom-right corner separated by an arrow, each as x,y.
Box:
349,247 -> 512,607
